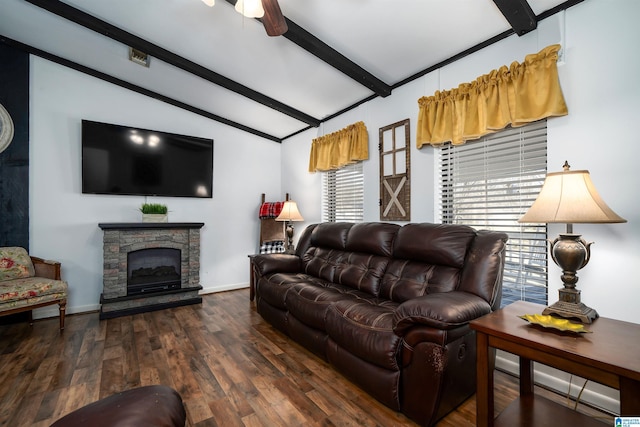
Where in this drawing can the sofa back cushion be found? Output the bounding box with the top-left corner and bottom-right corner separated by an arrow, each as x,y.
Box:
303,247 -> 343,283
334,253 -> 390,295
0,247 -> 35,282
302,222 -> 397,296
300,221 -> 507,303
303,249 -> 390,296
392,223 -> 475,267
377,223 -> 476,302
379,259 -> 460,302
303,223 -> 353,284
344,222 -> 399,256
309,222 -> 353,250
458,230 -> 508,310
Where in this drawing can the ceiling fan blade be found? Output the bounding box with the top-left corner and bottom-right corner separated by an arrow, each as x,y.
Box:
261,0 -> 288,36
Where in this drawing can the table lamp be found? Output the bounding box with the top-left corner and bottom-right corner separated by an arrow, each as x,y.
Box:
518,161 -> 626,323
276,201 -> 304,254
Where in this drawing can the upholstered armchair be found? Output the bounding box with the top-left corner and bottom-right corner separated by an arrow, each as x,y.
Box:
0,247 -> 68,331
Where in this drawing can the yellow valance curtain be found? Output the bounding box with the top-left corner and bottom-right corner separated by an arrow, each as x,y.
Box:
416,44 -> 568,148
308,121 -> 368,172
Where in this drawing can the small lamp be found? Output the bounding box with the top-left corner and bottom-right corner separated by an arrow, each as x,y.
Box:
275,201 -> 304,254
518,161 -> 626,323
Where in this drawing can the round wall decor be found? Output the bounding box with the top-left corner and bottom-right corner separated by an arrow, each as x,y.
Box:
0,103 -> 15,154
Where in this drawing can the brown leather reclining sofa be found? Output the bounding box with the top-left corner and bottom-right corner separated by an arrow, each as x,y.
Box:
252,222 -> 508,426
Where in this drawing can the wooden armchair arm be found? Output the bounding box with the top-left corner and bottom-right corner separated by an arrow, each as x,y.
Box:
30,256 -> 62,280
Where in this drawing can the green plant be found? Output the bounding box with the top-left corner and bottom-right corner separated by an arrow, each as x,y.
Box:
139,203 -> 168,214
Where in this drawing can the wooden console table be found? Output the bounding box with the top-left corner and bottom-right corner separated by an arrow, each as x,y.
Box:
248,254 -> 256,301
470,301 -> 640,426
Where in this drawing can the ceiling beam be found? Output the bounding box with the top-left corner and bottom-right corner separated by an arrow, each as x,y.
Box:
282,19 -> 392,97
492,0 -> 537,36
223,0 -> 392,98
23,0 -> 321,128
0,36 -> 282,142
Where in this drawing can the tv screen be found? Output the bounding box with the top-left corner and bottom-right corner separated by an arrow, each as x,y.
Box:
82,120 -> 213,198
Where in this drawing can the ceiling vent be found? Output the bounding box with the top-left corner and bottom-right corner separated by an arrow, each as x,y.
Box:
129,47 -> 150,67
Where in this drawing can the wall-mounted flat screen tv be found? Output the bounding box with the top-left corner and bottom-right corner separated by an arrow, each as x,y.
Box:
82,120 -> 213,198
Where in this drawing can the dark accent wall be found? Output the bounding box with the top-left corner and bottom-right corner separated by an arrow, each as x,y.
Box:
0,43 -> 29,249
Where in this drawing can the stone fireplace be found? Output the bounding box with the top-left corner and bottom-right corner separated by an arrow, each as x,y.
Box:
98,222 -> 204,319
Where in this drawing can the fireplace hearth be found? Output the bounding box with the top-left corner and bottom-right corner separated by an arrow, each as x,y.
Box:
98,222 -> 204,319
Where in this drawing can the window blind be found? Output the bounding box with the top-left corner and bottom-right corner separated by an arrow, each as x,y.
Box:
322,162 -> 364,223
439,120 -> 548,307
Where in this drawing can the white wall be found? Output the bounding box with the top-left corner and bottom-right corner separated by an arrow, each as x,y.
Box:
282,1 -> 640,412
29,58 -> 282,315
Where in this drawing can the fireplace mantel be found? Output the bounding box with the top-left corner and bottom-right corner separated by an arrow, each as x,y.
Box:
99,222 -> 204,230
99,222 -> 204,319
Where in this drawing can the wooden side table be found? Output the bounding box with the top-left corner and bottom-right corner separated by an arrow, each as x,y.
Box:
470,301 -> 640,427
248,255 -> 257,301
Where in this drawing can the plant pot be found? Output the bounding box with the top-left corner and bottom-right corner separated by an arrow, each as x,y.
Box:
142,213 -> 168,223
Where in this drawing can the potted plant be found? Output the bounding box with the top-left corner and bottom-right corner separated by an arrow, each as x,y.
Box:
140,203 -> 168,223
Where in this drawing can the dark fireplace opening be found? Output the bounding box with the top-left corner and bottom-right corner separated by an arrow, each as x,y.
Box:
127,248 -> 181,295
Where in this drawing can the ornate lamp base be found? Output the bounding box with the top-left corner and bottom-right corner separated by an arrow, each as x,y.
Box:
543,287 -> 599,324
284,222 -> 295,254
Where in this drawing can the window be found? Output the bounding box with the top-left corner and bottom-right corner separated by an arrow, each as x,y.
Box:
438,120 -> 548,307
322,162 -> 364,222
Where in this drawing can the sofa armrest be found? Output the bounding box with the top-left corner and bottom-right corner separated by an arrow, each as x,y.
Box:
252,253 -> 303,276
30,256 -> 62,280
393,291 -> 491,334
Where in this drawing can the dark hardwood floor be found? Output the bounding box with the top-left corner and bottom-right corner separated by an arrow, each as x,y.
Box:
0,289 -> 613,426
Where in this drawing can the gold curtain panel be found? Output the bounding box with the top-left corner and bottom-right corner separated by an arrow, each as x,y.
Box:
308,121 -> 369,172
416,44 -> 568,148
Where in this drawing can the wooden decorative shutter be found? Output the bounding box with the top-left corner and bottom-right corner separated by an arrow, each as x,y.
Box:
379,119 -> 410,221
439,120 -> 548,307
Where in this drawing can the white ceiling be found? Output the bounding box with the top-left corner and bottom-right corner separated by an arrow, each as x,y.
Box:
0,0 -> 573,141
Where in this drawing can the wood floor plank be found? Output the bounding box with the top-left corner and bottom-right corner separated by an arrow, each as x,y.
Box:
223,382 -> 256,419
272,375 -> 328,422
207,396 -> 247,427
183,395 -> 216,425
32,389 -> 60,425
0,288 -> 614,426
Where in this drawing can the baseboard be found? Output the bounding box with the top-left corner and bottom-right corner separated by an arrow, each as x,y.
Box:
32,303 -> 100,320
496,350 -> 619,414
30,284 -> 250,319
199,282 -> 248,295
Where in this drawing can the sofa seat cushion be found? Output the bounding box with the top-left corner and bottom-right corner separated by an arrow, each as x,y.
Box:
286,281 -> 374,331
325,298 -> 402,371
257,273 -> 311,309
0,276 -> 68,303
0,277 -> 68,312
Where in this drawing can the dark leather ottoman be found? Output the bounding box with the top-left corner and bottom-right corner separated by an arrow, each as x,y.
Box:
50,385 -> 186,427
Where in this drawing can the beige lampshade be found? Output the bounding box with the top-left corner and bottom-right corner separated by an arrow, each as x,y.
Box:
519,163 -> 626,224
235,0 -> 264,18
276,201 -> 304,222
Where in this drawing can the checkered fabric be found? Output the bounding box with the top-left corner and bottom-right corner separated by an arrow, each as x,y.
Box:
259,241 -> 285,254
